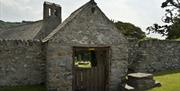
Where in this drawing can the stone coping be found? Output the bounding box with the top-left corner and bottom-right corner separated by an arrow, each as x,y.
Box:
128,73 -> 153,78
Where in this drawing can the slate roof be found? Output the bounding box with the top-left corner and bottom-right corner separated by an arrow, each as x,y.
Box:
0,21 -> 43,40
0,15 -> 61,40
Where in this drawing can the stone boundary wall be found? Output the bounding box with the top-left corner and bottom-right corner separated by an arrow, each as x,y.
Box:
128,39 -> 180,73
0,39 -> 46,86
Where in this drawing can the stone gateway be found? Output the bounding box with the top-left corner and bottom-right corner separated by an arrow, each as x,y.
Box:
43,1 -> 128,91
0,0 -> 180,91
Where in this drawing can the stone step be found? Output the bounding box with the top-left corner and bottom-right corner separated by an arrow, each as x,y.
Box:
154,81 -> 161,87
125,72 -> 161,91
124,84 -> 135,91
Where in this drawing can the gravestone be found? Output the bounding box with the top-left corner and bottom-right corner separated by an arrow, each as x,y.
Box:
126,73 -> 161,90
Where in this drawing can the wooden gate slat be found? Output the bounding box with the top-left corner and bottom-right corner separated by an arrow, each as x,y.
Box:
87,69 -> 90,91
95,67 -> 98,91
90,67 -> 93,91
98,67 -> 100,91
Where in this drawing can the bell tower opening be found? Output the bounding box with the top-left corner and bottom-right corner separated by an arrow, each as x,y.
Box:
43,1 -> 62,22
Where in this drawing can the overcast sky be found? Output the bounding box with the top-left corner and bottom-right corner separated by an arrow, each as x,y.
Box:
0,0 -> 166,39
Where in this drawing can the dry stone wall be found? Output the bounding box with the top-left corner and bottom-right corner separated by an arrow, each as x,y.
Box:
0,40 -> 46,86
0,38 -> 179,89
129,39 -> 180,73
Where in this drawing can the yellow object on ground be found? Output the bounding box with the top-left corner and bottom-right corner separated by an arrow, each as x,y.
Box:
75,61 -> 92,68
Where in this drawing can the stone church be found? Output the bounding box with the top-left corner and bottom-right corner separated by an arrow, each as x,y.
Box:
0,0 -> 180,91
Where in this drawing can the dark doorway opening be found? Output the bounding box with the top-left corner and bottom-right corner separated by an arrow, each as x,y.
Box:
73,47 -> 109,91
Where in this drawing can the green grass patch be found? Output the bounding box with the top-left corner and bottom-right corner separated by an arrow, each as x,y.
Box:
175,37 -> 180,40
0,85 -> 46,91
147,70 -> 180,91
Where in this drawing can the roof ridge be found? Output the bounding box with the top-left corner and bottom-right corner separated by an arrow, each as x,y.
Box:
6,20 -> 43,29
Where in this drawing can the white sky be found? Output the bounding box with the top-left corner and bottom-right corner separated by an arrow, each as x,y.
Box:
0,0 -> 166,39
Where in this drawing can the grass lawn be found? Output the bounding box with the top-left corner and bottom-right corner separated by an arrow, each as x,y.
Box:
147,70 -> 180,91
0,85 -> 46,91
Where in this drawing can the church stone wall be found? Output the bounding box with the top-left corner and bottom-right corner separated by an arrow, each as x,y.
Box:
46,43 -> 73,91
129,39 -> 180,73
0,40 -> 46,86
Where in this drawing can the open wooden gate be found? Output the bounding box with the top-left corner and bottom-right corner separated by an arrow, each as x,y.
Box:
73,47 -> 109,91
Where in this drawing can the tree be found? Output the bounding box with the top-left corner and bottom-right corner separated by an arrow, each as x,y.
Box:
147,0 -> 180,39
114,21 -> 146,39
